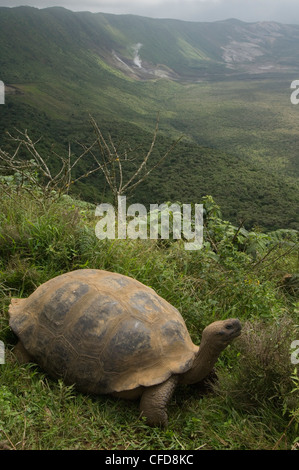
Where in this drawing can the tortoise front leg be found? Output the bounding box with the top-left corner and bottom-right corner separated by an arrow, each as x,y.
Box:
139,375 -> 179,427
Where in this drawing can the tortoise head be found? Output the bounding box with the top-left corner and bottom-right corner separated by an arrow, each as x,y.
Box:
179,318 -> 242,385
201,318 -> 242,351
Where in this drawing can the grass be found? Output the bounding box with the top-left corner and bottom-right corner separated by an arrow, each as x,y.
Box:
0,184 -> 298,450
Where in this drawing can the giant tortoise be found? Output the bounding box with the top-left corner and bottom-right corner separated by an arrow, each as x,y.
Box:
9,269 -> 241,426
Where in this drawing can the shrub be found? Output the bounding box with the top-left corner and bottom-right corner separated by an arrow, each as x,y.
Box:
216,317 -> 299,414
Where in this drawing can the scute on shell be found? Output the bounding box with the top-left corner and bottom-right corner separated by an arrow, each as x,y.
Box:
9,269 -> 198,393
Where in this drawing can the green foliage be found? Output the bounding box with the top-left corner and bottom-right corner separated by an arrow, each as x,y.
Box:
216,318 -> 298,406
286,370 -> 299,449
0,185 -> 298,449
0,8 -> 298,448
0,7 -> 299,231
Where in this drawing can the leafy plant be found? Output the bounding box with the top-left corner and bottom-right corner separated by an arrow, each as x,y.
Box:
0,182 -> 298,449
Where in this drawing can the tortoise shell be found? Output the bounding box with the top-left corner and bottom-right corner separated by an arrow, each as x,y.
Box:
9,269 -> 198,394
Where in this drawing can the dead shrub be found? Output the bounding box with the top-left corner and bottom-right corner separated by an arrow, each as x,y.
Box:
216,316 -> 299,412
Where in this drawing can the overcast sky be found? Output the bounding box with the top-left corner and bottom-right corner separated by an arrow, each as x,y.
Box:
0,0 -> 299,24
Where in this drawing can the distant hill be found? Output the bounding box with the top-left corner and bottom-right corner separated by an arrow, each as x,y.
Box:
0,6 -> 298,230
2,6 -> 299,83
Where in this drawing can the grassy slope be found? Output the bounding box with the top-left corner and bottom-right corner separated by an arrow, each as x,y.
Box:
0,187 -> 298,450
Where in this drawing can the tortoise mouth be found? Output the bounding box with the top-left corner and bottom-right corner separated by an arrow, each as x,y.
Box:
224,319 -> 242,341
230,326 -> 241,339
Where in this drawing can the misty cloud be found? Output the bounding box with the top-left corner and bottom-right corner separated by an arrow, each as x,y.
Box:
1,0 -> 299,24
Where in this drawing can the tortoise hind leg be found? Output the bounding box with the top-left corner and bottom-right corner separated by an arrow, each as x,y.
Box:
13,341 -> 33,364
139,375 -> 178,427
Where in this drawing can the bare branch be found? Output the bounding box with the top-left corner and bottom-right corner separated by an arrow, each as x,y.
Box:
0,129 -> 104,203
0,115 -> 181,206
89,113 -> 183,204
121,113 -> 160,193
124,133 -> 183,195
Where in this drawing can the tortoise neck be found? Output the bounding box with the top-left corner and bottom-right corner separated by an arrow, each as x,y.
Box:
179,339 -> 223,385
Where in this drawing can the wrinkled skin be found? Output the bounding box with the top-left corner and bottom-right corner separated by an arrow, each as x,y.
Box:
116,318 -> 242,426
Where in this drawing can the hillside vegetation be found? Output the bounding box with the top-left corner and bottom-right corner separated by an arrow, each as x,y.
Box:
0,7 -> 298,230
0,8 -> 298,450
0,178 -> 298,449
